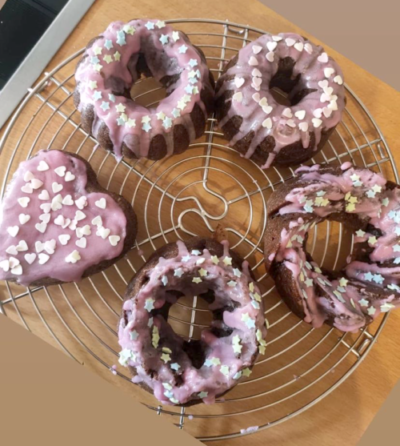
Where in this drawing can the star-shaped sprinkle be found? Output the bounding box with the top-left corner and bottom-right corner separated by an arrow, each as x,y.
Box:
142,122 -> 152,132
367,306 -> 376,316
188,59 -> 198,67
242,368 -> 252,377
109,93 -> 116,102
191,250 -> 201,255
156,111 -> 165,121
382,197 -> 389,207
100,101 -> 110,111
159,34 -> 169,45
163,117 -> 172,129
179,44 -> 188,53
356,229 -> 365,237
198,391 -> 208,398
174,268 -> 183,278
396,228 -> 400,237
117,30 -> 126,46
210,255 -> 219,265
116,103 -> 126,113
156,20 -> 165,29
161,275 -> 168,286
233,268 -> 242,278
130,330 -> 139,340
104,39 -> 113,50
152,326 -> 159,347
251,292 -> 262,302
227,280 -> 237,287
251,300 -> 260,309
185,85 -> 194,94
171,363 -> 180,371
182,254 -> 191,262
103,54 -> 113,64
359,298 -> 369,307
142,115 -> 151,123
346,203 -> 356,212
161,353 -> 171,363
339,277 -> 349,287
193,277 -> 202,284
177,99 -> 187,110
393,244 -> 400,252
304,278 -> 313,287
93,90 -> 102,101
372,185 -> 382,193
223,256 -> 232,266
373,274 -> 384,284
90,56 -> 100,64
117,117 -> 125,126
88,80 -> 97,90
199,268 -> 208,277
366,190 -> 376,198
249,282 -> 254,292
123,25 -> 135,35
144,298 -> 155,312
172,108 -> 181,118
118,349 -> 135,366
364,272 -> 373,282
233,371 -> 242,380
220,365 -> 230,377
172,31 -> 180,42
196,258 -> 205,265
126,118 -> 136,128
114,51 -> 121,61
145,21 -> 155,30
148,317 -> 153,327
381,303 -> 395,312
93,46 -> 102,55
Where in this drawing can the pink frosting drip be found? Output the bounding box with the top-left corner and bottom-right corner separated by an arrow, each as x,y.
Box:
216,32 -> 345,168
273,164 -> 400,332
118,241 -> 266,405
75,19 -> 210,159
0,150 -> 127,285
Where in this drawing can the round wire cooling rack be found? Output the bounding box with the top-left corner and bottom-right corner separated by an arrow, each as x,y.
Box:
0,18 -> 398,442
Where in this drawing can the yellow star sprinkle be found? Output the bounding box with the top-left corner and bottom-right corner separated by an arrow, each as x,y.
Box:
242,368 -> 252,377
93,46 -> 102,55
114,51 -> 121,61
161,353 -> 171,363
115,103 -> 126,113
103,55 -> 113,64
339,277 -> 349,287
223,256 -> 232,266
123,25 -> 135,35
199,268 -> 208,277
88,80 -> 97,90
192,277 -> 202,284
211,255 -> 219,265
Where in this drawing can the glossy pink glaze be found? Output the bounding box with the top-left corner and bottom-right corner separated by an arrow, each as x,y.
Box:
272,164 -> 400,332
217,33 -> 345,168
118,241 -> 266,405
0,150 -> 127,285
75,19 -> 211,159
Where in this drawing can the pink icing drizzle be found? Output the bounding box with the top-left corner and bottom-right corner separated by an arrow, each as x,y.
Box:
216,33 -> 345,168
0,150 -> 127,285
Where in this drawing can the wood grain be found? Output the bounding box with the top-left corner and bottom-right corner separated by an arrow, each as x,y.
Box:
1,1 -> 400,445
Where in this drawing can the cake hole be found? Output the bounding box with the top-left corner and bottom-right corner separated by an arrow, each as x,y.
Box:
269,87 -> 292,106
130,76 -> 167,108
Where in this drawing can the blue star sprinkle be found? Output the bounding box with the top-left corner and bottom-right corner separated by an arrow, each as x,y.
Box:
90,56 -> 100,64
100,101 -> 110,111
109,93 -> 116,102
142,122 -> 152,132
117,30 -> 126,46
104,39 -> 113,50
188,59 -> 198,67
159,34 -> 169,45
93,91 -> 102,101
179,44 -> 188,54
145,21 -> 155,30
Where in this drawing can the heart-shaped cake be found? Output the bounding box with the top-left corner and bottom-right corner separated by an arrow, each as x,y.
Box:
0,150 -> 137,286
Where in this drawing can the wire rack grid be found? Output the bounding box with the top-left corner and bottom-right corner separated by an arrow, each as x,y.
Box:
0,19 -> 397,442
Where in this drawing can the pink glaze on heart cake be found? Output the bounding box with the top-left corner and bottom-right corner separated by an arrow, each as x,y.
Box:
0,150 -> 135,286
118,238 -> 267,406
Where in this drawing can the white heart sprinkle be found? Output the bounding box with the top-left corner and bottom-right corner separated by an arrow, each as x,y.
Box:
262,118 -> 272,129
19,213 -> 31,225
24,171 -> 35,182
251,83 -> 260,92
65,250 -> 81,264
266,52 -> 274,62
248,56 -> 258,66
43,240 -> 56,254
285,38 -> 296,47
37,161 -> 49,171
61,218 -> 71,229
31,178 -> 43,189
294,42 -> 304,52
252,93 -> 261,102
11,265 -> 23,275
329,99 -> 338,111
272,35 -> 283,42
267,41 -> 277,52
299,122 -> 309,132
65,171 -> 75,182
259,97 -> 268,107
109,235 -> 121,246
38,190 -> 50,200
17,240 -> 28,252
21,184 -> 33,194
9,257 -> 20,269
313,108 -> 323,118
318,52 -> 329,63
95,198 -> 106,209
234,76 -> 245,88
304,43 -> 313,54
92,216 -> 103,227
18,197 -> 30,208
76,225 -> 91,238
295,110 -> 306,120
6,246 -> 18,255
252,45 -> 262,54
7,226 -> 19,237
52,182 -> 63,193
24,253 -> 37,265
0,259 -> 10,271
59,234 -> 71,246
333,75 -> 343,85
55,166 -> 66,177
318,79 -> 329,89
252,77 -> 262,87
35,241 -> 45,253
69,220 -> 77,231
75,196 -> 87,210
286,119 -> 296,128
324,67 -> 335,78
232,92 -> 243,102
35,222 -> 47,234
96,226 -> 110,239
51,194 -> 63,211
252,68 -> 262,77
312,118 -> 323,128
76,238 -> 87,249
262,105 -> 273,114
38,253 -> 50,265
282,108 -> 293,118
75,210 -> 86,221
323,107 -> 333,118
39,214 -> 51,224
54,215 -> 66,226
62,195 -> 73,206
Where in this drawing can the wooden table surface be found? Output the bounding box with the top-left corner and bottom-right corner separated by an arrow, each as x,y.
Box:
2,0 -> 400,445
